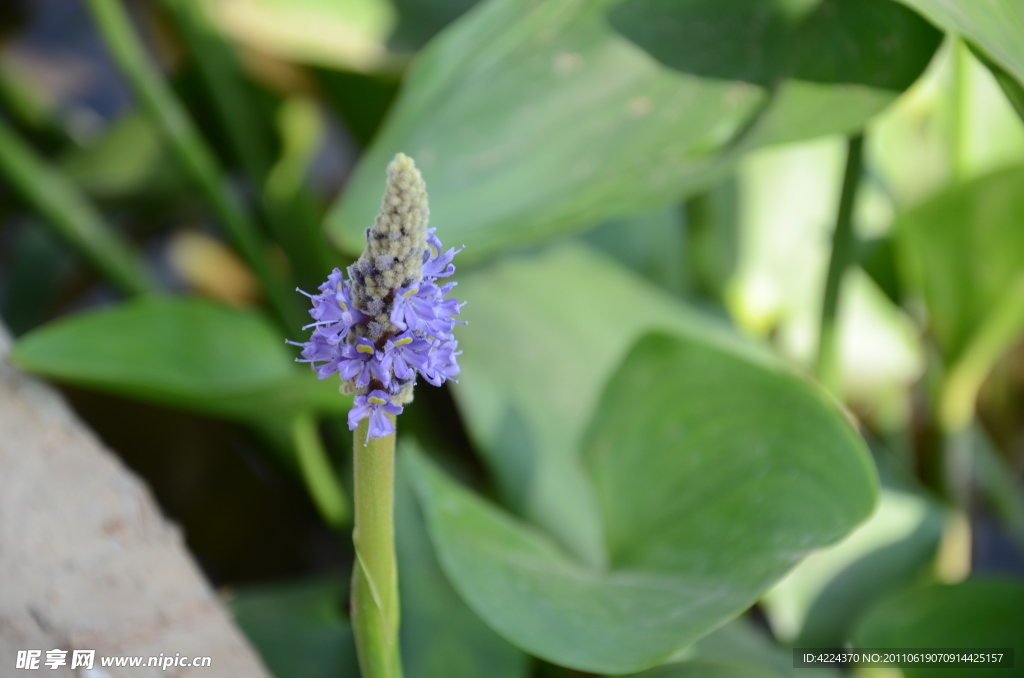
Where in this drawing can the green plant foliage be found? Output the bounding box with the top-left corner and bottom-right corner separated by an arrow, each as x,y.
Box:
452,244 -> 761,565
855,580 -> 1024,678
9,297 -> 345,422
409,331 -> 876,673
628,660 -> 781,678
894,165 -> 1024,428
59,112 -> 187,201
327,0 -> 939,261
229,579 -> 359,678
894,0 -> 1024,88
688,619 -> 838,678
229,455 -> 527,678
609,0 -> 938,90
395,451 -> 529,678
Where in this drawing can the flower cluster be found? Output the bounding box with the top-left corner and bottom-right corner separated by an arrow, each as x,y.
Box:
289,154 -> 463,443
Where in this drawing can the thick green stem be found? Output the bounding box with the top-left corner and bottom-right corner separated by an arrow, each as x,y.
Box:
352,416 -> 403,678
86,0 -> 301,330
292,413 -> 350,530
815,133 -> 864,392
0,117 -> 157,295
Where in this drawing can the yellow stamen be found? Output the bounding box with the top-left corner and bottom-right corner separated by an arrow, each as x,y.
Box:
403,287 -> 419,298
356,344 -> 375,354
368,397 -> 387,405
395,337 -> 413,346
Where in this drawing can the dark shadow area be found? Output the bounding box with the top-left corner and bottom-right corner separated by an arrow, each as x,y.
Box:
607,0 -> 941,91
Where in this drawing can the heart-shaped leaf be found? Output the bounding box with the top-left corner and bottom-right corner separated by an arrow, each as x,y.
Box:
451,244 -> 760,566
9,297 -> 346,422
396,447 -> 529,678
410,331 -> 876,673
855,580 -> 1024,678
326,0 -> 938,261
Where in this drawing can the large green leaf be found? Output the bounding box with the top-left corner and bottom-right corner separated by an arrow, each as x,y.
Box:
410,331 -> 876,673
893,0 -> 1024,88
327,0 -> 938,261
9,297 -> 345,422
855,580 -> 1024,678
451,244 -> 759,566
894,165 -> 1024,428
396,450 -> 529,678
763,488 -> 945,646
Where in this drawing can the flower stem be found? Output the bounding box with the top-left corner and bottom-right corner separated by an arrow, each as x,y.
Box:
815,132 -> 864,392
351,416 -> 403,678
292,413 -> 350,530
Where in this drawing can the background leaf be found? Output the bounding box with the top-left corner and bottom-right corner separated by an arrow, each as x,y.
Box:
855,580 -> 1024,678
229,578 -> 359,678
9,297 -> 346,422
410,330 -> 876,673
326,0 -> 939,261
451,244 -> 758,565
894,0 -> 1024,88
894,165 -> 1024,428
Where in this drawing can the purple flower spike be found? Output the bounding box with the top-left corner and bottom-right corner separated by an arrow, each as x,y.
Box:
348,390 -> 403,444
289,153 -> 464,443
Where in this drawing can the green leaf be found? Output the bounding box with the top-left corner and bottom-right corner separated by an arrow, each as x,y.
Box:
608,0 -> 937,91
409,331 -> 876,673
326,0 -> 938,261
894,165 -> 1024,429
687,619 -> 839,678
452,244 -> 759,566
9,297 -> 346,422
396,448 -> 529,678
893,0 -> 1024,88
59,111 -> 187,200
855,580 -> 1024,678
229,578 -> 359,678
198,0 -> 408,74
763,487 -> 945,646
581,206 -> 687,297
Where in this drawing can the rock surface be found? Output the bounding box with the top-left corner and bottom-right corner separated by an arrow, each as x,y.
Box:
0,326 -> 272,677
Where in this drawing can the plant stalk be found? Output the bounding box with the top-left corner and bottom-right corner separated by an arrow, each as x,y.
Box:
292,413 -> 350,530
815,133 -> 864,392
351,416 -> 403,678
0,116 -> 157,295
86,0 -> 301,330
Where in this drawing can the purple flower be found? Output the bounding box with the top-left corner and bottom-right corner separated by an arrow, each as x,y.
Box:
419,339 -> 462,387
298,270 -> 366,344
348,390 -> 403,444
390,281 -> 466,339
337,337 -> 390,387
287,334 -> 340,380
382,331 -> 433,381
422,229 -> 464,280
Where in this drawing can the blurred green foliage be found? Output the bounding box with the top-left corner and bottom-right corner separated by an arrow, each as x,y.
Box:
2,0 -> 1024,676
